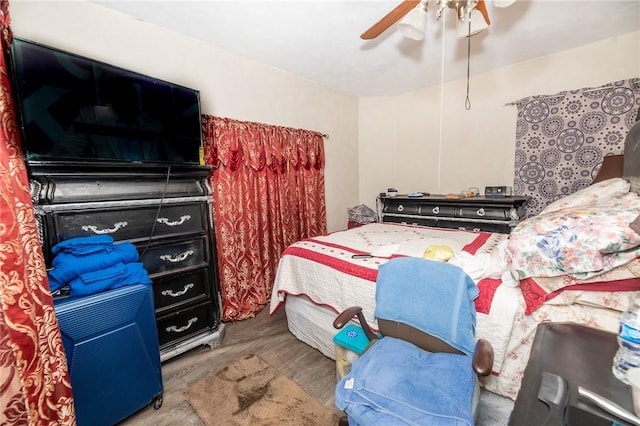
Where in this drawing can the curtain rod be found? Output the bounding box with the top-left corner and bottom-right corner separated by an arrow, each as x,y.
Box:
505,85 -> 615,106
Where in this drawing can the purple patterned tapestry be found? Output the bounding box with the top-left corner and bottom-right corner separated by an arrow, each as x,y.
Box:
513,78 -> 640,217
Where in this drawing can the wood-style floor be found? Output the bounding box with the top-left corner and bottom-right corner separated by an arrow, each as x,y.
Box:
120,307 -> 341,425
120,306 -> 514,425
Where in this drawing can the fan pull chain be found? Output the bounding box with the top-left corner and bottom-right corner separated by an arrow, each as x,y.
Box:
465,18 -> 472,110
437,6 -> 446,190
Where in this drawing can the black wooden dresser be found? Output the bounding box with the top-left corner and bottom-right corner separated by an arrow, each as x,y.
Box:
29,161 -> 224,361
379,194 -> 529,233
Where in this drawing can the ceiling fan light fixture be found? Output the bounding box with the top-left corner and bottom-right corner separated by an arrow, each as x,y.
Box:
456,9 -> 490,39
494,0 -> 516,7
397,1 -> 428,40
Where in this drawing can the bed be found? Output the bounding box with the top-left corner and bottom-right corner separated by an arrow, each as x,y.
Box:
269,125 -> 640,400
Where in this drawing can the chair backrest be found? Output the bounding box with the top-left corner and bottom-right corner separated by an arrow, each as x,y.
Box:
373,257 -> 478,356
377,319 -> 464,355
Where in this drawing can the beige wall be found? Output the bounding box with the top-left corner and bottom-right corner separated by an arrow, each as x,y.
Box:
359,31 -> 640,208
10,1 -> 640,232
10,0 -> 359,233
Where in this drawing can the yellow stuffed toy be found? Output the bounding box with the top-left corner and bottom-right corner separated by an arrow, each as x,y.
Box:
423,245 -> 455,262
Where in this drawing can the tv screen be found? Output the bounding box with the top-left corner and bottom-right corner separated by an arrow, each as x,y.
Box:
10,38 -> 202,165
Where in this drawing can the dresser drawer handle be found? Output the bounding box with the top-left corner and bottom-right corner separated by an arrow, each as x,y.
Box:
432,206 -> 440,214
166,317 -> 197,333
161,283 -> 194,298
157,215 -> 192,227
81,221 -> 128,234
160,250 -> 194,263
476,208 -> 486,217
397,205 -> 404,212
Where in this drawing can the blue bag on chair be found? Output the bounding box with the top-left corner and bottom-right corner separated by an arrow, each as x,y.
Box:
336,337 -> 475,426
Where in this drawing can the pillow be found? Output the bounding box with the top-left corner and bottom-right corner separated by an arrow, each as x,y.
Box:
507,203 -> 640,280
540,177 -> 630,214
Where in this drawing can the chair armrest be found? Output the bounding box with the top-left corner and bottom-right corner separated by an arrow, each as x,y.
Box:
333,306 -> 362,329
333,306 -> 379,342
472,338 -> 494,377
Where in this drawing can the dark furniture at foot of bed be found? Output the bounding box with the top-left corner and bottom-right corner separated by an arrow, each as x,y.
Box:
509,323 -> 632,426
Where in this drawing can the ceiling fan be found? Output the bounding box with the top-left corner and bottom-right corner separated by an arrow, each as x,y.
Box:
361,0 -> 516,41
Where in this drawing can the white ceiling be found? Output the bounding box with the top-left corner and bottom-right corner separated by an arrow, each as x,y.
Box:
91,0 -> 640,98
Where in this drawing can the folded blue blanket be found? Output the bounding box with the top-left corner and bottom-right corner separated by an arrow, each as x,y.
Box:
48,242 -> 139,291
335,337 -> 475,426
51,235 -> 115,255
69,262 -> 151,297
374,257 -> 478,356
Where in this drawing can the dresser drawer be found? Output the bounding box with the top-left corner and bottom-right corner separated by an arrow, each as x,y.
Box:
384,217 -> 474,231
382,216 -> 510,233
50,202 -> 207,242
156,301 -> 214,348
418,203 -> 457,217
29,163 -> 211,204
457,206 -> 510,221
139,237 -> 208,276
153,268 -> 210,313
383,199 -> 420,215
454,222 -> 512,233
382,216 -> 437,227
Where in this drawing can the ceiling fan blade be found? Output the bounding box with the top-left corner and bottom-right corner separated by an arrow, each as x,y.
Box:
477,0 -> 491,25
361,0 -> 422,40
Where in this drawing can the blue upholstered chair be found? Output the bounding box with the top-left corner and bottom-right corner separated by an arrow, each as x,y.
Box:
333,257 -> 494,426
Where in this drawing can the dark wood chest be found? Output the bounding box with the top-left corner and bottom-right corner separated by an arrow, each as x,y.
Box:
29,161 -> 223,360
379,194 -> 529,233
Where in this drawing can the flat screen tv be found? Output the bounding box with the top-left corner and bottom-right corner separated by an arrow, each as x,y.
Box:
9,38 -> 202,165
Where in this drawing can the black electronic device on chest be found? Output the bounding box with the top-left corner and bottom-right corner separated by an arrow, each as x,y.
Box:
485,186 -> 509,197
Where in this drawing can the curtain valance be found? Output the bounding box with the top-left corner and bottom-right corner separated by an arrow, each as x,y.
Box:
202,116 -> 324,173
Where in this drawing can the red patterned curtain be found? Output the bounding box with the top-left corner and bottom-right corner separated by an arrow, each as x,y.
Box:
202,116 -> 327,321
0,1 -> 76,424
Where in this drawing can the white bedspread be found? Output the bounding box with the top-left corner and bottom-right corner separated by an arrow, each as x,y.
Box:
269,223 -> 518,373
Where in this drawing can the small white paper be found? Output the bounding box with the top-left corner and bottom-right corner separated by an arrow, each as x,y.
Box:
344,378 -> 354,390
